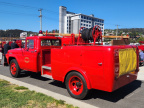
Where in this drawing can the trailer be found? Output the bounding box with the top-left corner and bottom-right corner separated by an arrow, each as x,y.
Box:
6,26 -> 139,99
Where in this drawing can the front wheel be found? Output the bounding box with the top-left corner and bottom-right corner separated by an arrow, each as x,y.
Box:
65,72 -> 88,99
10,59 -> 21,78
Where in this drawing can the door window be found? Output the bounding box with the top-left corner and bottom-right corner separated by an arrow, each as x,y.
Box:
27,40 -> 34,49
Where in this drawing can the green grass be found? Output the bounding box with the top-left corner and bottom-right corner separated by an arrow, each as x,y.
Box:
14,86 -> 28,90
0,79 -> 79,108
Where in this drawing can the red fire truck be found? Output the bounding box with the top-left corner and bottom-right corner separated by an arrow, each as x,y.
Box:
138,41 -> 144,51
0,39 -> 24,53
6,26 -> 139,99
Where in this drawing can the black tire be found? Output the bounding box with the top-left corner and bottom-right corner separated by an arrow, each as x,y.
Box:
65,72 -> 88,99
9,59 -> 21,78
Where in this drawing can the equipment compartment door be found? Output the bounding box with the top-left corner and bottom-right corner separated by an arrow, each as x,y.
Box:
82,50 -> 104,88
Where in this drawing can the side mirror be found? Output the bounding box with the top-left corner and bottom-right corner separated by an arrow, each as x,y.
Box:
24,47 -> 29,51
26,47 -> 29,51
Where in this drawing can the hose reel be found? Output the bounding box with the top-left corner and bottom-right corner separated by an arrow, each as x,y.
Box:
81,25 -> 102,43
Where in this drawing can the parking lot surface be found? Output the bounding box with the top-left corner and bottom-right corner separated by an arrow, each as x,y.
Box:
0,64 -> 144,108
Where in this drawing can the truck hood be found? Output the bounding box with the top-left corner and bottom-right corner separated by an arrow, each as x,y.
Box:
7,48 -> 23,54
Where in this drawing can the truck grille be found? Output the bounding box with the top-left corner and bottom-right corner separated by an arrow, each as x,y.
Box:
119,48 -> 137,76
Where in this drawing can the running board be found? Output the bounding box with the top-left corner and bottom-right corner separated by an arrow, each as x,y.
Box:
42,66 -> 51,70
41,74 -> 53,80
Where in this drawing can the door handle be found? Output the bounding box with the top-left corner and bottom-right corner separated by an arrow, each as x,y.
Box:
31,50 -> 37,53
98,63 -> 102,65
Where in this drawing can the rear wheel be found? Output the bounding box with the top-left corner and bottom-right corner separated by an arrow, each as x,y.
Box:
10,59 -> 21,77
65,72 -> 88,99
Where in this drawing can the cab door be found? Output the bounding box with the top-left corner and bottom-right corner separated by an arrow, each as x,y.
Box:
23,39 -> 38,72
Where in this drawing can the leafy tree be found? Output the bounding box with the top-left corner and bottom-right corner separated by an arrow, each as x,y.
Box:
137,37 -> 144,43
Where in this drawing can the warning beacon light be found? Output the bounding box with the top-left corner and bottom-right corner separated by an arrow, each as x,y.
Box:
39,30 -> 43,34
38,30 -> 43,36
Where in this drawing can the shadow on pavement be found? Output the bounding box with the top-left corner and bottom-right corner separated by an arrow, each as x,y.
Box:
49,80 -> 66,89
18,71 -> 142,101
86,80 -> 142,102
19,71 -> 51,81
19,71 -> 65,87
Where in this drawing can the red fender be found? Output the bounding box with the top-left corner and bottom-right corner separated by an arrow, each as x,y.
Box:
64,67 -> 91,89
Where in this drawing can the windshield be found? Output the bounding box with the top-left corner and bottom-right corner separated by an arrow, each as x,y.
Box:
41,39 -> 61,46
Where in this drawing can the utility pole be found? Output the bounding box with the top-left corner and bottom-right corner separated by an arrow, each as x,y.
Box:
115,25 -> 120,40
38,9 -> 43,30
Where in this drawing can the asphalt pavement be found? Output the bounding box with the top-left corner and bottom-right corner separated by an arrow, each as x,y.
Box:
0,63 -> 144,108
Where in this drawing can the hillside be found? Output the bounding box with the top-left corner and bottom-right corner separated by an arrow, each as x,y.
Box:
0,29 -> 36,38
0,28 -> 144,38
104,28 -> 144,38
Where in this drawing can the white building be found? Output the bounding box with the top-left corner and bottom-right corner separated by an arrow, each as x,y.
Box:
59,6 -> 104,35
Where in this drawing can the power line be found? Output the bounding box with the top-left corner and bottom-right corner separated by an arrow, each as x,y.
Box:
0,1 -> 59,14
0,1 -> 38,9
0,10 -> 38,17
0,9 -> 62,24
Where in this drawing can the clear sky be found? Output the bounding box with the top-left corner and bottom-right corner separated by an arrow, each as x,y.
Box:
0,0 -> 144,32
